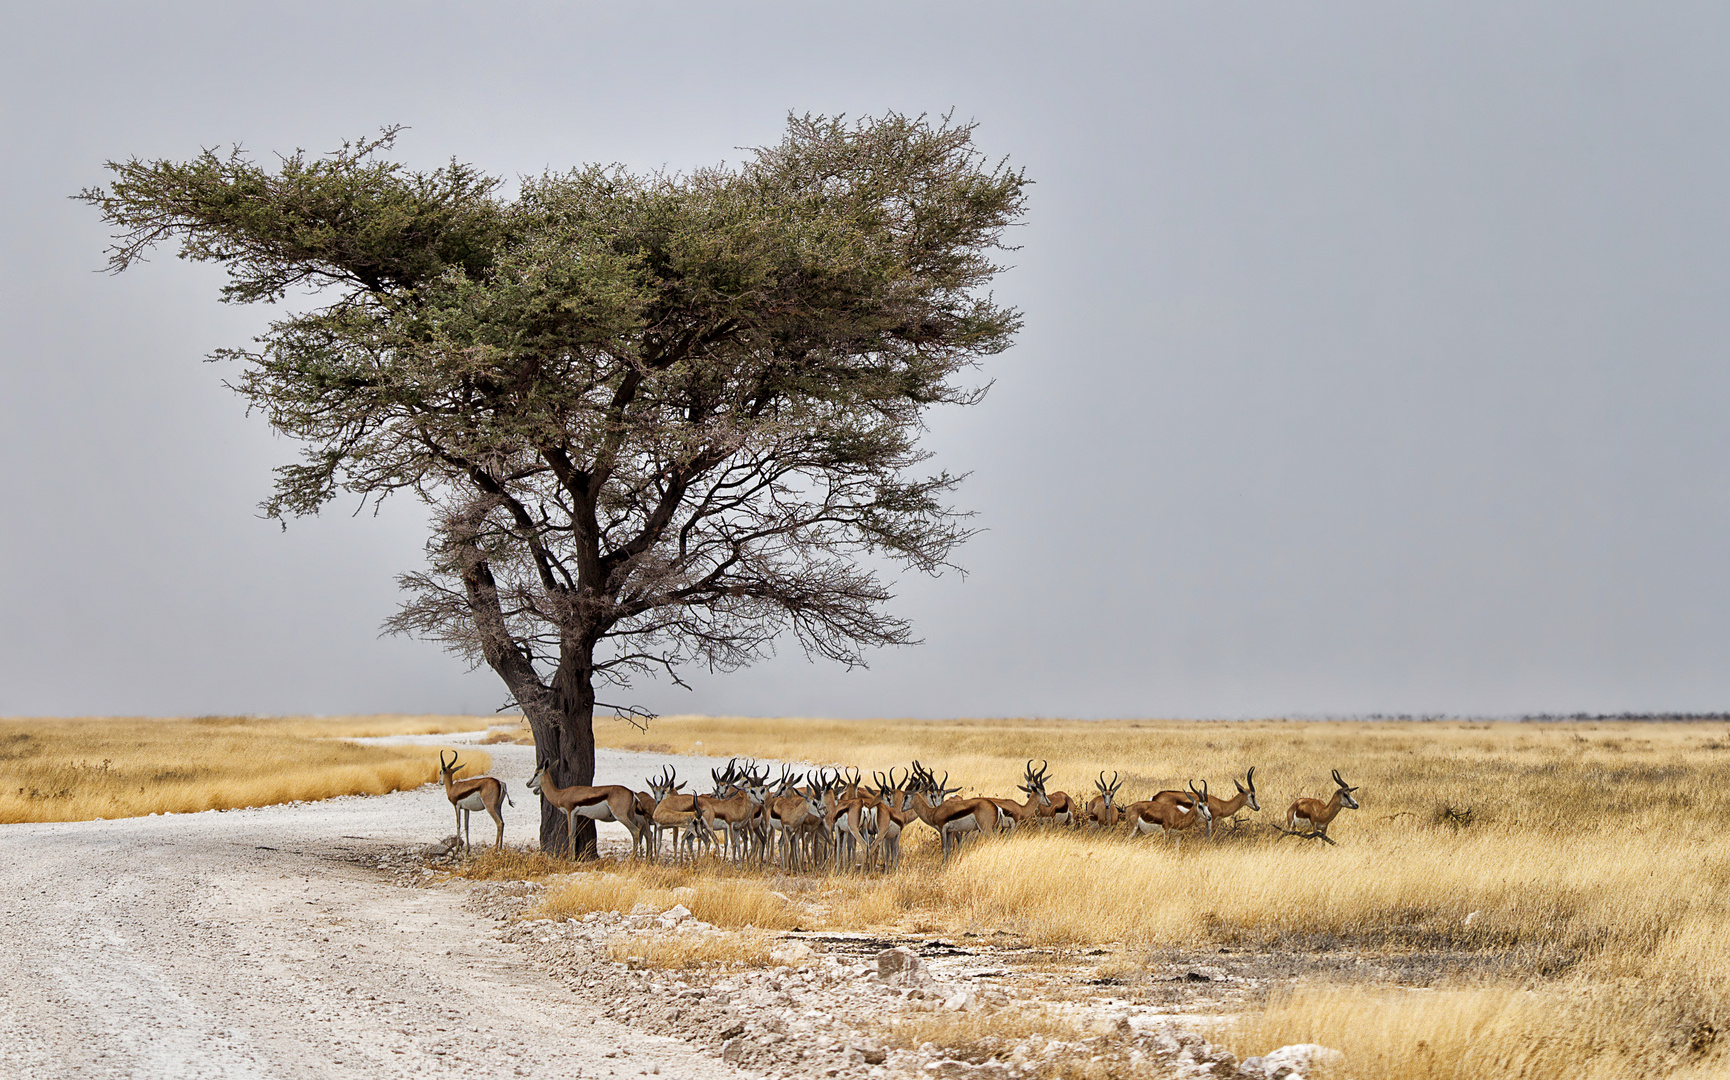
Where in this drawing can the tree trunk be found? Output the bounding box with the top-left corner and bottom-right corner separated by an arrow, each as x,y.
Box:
460,551 -> 600,858
531,647 -> 598,858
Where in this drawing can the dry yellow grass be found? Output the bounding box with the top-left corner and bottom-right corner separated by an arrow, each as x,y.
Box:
880,1005 -> 1083,1053
536,857 -> 804,930
445,848 -> 572,880
0,715 -> 492,823
606,929 -> 786,970
567,714 -> 1730,1079
1223,982 -> 1724,1080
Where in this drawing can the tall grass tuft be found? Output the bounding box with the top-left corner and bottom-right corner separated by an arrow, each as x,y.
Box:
536,857 -> 804,929
1223,983 -> 1726,1080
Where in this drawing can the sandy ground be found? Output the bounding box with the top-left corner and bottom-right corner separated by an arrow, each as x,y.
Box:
0,731 -> 757,1080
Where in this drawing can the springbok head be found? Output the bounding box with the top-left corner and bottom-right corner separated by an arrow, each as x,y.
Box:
439,751 -> 462,779
527,760 -> 550,795
1020,759 -> 1054,806
1095,771 -> 1122,808
877,767 -> 914,811
1333,769 -> 1361,810
913,764 -> 960,809
711,759 -> 741,797
1187,779 -> 1214,825
1235,766 -> 1260,812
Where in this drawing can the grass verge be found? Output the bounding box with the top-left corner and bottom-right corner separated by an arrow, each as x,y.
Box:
0,715 -> 492,822
1223,982 -> 1725,1080
606,929 -> 785,970
554,714 -> 1730,1079
535,857 -> 805,929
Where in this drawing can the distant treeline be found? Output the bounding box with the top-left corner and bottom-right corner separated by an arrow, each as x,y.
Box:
1340,712 -> 1730,724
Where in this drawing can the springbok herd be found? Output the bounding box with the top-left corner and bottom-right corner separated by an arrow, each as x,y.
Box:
435,751 -> 1365,864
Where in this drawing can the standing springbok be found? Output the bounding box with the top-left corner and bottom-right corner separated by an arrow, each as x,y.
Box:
907,762 -> 1003,861
1125,780 -> 1213,846
698,760 -> 764,862
438,750 -> 512,855
869,769 -> 920,871
648,766 -> 713,861
1026,761 -> 1077,826
527,762 -> 645,860
827,769 -> 882,871
764,768 -> 825,871
987,760 -> 1051,833
1280,770 -> 1360,844
1151,766 -> 1260,837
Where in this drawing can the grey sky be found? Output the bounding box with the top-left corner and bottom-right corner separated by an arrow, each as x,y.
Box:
4,2 -> 1728,719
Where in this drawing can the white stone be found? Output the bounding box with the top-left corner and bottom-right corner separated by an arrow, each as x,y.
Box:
875,946 -> 931,987
771,941 -> 817,966
1263,1043 -> 1343,1076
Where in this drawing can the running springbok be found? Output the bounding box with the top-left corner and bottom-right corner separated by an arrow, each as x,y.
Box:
438,750 -> 512,855
1280,770 -> 1360,844
1151,766 -> 1260,837
1125,780 -> 1213,846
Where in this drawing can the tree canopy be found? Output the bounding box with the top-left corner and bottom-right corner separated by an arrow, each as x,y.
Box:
81,114 -> 1029,853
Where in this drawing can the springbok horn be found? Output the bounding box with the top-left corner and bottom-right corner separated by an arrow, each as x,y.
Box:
1247,765 -> 1256,789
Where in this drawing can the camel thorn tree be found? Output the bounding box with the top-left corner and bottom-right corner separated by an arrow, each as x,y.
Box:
79,113 -> 1029,856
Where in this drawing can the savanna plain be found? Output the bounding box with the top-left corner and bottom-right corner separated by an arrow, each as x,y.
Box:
518,715 -> 1730,1080
6,713 -> 1727,1080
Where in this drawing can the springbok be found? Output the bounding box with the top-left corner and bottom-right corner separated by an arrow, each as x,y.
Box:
1125,780 -> 1213,846
437,750 -> 512,855
526,762 -> 644,860
765,768 -> 826,871
987,760 -> 1050,833
698,760 -> 764,862
1025,761 -> 1077,826
827,768 -> 883,871
1084,771 -> 1124,828
1151,766 -> 1261,837
647,766 -> 713,861
1281,770 -> 1360,844
907,762 -> 1003,861
869,768 -> 919,871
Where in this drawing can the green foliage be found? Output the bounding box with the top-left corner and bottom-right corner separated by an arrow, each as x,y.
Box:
79,113 -> 1028,731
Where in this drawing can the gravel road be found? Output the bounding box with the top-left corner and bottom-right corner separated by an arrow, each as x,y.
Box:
0,731 -> 760,1080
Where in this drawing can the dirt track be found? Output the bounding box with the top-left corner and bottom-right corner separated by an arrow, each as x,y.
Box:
0,734 -> 755,1080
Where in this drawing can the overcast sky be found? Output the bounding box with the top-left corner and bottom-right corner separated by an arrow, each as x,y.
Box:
4,2 -> 1729,719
